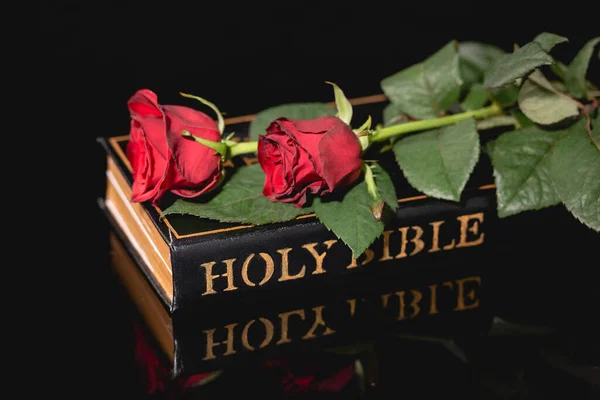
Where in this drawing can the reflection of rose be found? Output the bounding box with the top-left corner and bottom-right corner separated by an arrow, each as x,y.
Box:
258,116 -> 362,207
126,89 -> 222,204
265,357 -> 357,395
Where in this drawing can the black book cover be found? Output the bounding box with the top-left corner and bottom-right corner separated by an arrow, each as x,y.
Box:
106,211 -> 495,377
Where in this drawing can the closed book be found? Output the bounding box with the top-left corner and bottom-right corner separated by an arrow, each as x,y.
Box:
98,95 -> 498,376
105,218 -> 493,377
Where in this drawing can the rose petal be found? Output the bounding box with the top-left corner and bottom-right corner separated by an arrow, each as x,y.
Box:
127,120 -> 170,203
291,141 -> 322,192
163,104 -> 218,130
170,170 -> 223,198
277,118 -> 325,176
163,104 -> 222,186
152,156 -> 179,204
127,89 -> 170,160
291,116 -> 340,134
127,89 -> 163,118
259,136 -> 293,199
318,123 -> 362,191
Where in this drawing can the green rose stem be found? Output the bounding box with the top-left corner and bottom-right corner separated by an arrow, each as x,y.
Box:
227,141 -> 259,158
370,102 -> 503,143
182,130 -> 258,159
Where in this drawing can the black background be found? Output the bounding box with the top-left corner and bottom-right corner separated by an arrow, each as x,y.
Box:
39,1 -> 598,397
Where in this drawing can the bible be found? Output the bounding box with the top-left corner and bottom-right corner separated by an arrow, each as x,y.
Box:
98,95 -> 498,376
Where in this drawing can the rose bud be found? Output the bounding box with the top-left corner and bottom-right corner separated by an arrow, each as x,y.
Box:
258,116 -> 362,207
126,89 -> 223,204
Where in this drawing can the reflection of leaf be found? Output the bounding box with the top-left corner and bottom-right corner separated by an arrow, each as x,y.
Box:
248,103 -> 336,141
549,117 -> 600,231
393,118 -> 479,201
381,41 -> 462,119
484,41 -> 553,88
565,37 -> 600,98
162,164 -> 310,224
518,70 -> 579,125
489,126 -> 562,218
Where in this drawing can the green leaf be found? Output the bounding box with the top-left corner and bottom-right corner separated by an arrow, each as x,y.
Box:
381,41 -> 463,119
549,118 -> 600,231
489,126 -> 563,218
476,115 -> 518,130
460,83 -> 488,111
517,70 -> 579,125
248,103 -> 336,141
382,103 -> 409,127
550,80 -> 568,92
491,83 -> 520,107
458,41 -> 506,86
565,37 -> 600,99
313,168 -> 395,257
485,139 -> 496,157
510,108 -> 535,128
533,32 -> 568,52
484,41 -> 553,89
550,60 -> 568,80
371,164 -> 398,212
393,118 -> 480,201
326,81 -> 353,125
162,164 -> 309,224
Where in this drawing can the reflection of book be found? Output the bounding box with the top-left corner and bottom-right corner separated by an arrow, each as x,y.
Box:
98,95 -> 497,376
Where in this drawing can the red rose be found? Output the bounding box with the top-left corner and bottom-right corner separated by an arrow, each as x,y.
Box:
126,89 -> 222,204
257,116 -> 362,207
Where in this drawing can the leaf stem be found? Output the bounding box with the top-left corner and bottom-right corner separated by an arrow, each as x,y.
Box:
228,141 -> 258,158
371,102 -> 504,143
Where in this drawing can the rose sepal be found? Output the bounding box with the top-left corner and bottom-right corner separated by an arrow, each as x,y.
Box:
362,162 -> 385,221
179,92 -> 225,135
182,130 -> 229,157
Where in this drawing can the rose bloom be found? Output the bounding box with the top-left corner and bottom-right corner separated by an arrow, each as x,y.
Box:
258,116 -> 362,207
126,89 -> 222,204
